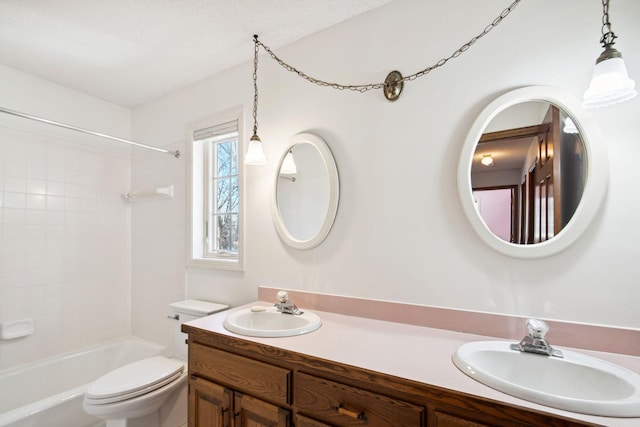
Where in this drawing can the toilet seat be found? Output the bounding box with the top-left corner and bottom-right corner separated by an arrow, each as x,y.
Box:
85,356 -> 185,405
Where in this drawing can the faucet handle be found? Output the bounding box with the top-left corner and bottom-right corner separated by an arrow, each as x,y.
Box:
526,318 -> 549,339
276,291 -> 289,303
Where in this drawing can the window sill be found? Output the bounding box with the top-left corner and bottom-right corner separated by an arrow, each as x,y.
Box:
186,257 -> 244,271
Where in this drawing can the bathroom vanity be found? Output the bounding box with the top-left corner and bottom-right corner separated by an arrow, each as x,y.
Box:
182,304 -> 637,427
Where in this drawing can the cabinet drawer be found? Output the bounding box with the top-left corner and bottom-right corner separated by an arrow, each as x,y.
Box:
190,342 -> 290,405
295,414 -> 332,427
433,411 -> 491,427
295,372 -> 425,426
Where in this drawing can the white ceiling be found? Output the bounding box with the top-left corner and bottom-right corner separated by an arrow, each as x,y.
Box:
0,0 -> 395,108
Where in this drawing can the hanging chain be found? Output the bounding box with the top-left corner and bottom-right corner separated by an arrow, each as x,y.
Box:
252,34 -> 260,137
254,0 -> 522,93
600,0 -> 617,47
256,37 -> 384,92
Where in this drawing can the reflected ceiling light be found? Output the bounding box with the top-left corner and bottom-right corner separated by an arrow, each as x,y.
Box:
481,154 -> 494,167
563,117 -> 579,134
583,0 -> 637,108
245,35 -> 266,165
280,150 -> 297,175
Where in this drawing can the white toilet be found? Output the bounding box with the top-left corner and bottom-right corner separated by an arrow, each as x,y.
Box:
83,300 -> 228,427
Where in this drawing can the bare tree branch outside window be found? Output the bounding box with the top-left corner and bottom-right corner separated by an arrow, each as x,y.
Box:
208,137 -> 239,255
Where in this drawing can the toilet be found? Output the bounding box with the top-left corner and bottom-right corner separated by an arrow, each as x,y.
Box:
83,300 -> 228,427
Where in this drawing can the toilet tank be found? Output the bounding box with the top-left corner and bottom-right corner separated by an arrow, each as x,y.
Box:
169,300 -> 228,359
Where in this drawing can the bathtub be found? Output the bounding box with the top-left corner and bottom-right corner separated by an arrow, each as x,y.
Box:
0,337 -> 165,427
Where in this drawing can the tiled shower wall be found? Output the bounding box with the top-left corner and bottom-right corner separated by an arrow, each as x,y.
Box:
0,126 -> 131,370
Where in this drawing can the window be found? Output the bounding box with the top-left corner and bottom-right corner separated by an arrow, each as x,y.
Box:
188,109 -> 244,270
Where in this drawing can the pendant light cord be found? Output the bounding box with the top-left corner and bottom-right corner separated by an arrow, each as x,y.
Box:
252,34 -> 260,138
600,0 -> 617,47
254,0 -> 522,94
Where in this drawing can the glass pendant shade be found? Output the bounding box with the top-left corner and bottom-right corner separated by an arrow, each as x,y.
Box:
583,48 -> 637,108
563,117 -> 579,134
245,135 -> 266,165
280,151 -> 297,174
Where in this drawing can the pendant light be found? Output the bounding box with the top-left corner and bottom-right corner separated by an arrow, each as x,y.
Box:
280,151 -> 297,175
563,117 -> 579,134
245,35 -> 266,165
583,0 -> 637,108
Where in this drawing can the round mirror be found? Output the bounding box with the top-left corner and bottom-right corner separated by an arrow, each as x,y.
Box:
457,86 -> 608,258
272,133 -> 340,249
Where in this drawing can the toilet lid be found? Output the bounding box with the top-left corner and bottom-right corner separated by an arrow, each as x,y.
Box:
85,356 -> 185,403
84,369 -> 184,405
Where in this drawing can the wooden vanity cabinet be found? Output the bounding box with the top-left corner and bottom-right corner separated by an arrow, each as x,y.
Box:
184,327 -> 599,427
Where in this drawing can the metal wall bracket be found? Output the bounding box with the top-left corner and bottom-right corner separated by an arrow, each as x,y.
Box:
383,70 -> 404,101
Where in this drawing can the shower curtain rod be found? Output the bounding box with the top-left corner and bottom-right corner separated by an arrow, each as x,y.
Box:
0,106 -> 180,158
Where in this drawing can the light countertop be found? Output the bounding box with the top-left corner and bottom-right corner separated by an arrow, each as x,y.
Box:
185,302 -> 640,427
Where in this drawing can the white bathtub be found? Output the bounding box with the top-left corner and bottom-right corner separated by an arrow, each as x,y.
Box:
0,337 -> 165,427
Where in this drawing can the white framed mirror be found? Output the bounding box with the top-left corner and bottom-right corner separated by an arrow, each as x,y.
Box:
457,86 -> 608,258
271,133 -> 340,249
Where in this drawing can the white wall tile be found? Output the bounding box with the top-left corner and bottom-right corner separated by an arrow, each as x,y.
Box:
27,179 -> 47,195
0,126 -> 131,369
4,192 -> 26,209
4,176 -> 26,192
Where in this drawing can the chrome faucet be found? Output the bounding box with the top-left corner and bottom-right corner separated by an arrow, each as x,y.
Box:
510,318 -> 563,358
274,291 -> 303,315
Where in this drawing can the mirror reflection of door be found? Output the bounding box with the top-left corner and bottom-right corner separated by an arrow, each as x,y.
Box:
471,102 -> 586,244
473,187 -> 516,242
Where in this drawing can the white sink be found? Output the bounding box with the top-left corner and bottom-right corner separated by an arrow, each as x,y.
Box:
452,340 -> 640,417
223,306 -> 321,338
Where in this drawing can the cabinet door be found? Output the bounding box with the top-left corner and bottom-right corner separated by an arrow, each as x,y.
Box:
190,376 -> 233,427
233,392 -> 290,427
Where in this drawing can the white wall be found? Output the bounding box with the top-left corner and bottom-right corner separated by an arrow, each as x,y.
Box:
130,0 -> 640,349
0,65 -> 132,369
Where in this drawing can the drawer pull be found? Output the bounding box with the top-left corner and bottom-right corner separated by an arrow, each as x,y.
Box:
335,404 -> 364,420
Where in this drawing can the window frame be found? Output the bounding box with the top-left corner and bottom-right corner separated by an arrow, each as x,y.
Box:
186,107 -> 245,271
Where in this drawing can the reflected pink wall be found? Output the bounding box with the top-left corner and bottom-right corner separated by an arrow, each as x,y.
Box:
474,189 -> 511,242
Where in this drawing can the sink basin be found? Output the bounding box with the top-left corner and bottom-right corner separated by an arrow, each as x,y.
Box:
223,306 -> 321,338
453,341 -> 640,417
